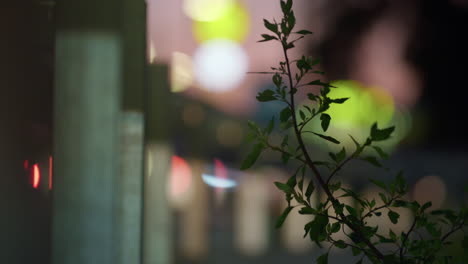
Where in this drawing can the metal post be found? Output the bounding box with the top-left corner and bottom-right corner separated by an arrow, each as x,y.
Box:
52,0 -> 122,263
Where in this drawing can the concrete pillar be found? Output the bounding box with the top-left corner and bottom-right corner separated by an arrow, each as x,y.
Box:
52,1 -> 122,263
142,65 -> 173,264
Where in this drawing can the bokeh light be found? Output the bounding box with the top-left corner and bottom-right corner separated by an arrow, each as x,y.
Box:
234,172 -> 269,256
412,175 -> 447,210
192,1 -> 250,43
148,40 -> 157,64
171,52 -> 193,93
201,174 -> 237,188
49,156 -> 53,190
182,103 -> 205,127
183,0 -> 234,22
215,120 -> 244,147
300,80 -> 412,152
193,40 -> 248,92
32,163 -> 40,189
168,156 -> 193,208
326,80 -> 394,129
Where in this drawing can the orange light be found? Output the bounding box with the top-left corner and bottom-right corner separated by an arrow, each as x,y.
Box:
49,156 -> 53,190
32,164 -> 40,189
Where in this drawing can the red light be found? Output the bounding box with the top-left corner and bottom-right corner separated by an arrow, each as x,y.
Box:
23,160 -> 29,170
32,164 -> 40,189
214,158 -> 228,180
49,156 -> 53,190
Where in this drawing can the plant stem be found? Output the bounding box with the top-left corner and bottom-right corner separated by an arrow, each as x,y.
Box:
281,40 -> 385,261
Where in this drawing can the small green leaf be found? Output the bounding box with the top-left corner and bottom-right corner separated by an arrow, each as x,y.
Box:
263,19 -> 278,34
258,34 -> 278,42
281,134 -> 289,147
240,143 -> 264,170
256,89 -> 276,102
286,174 -> 297,188
378,193 -> 388,204
280,0 -> 293,13
286,42 -> 295,50
369,179 -> 387,190
333,201 -> 344,215
331,97 -> 349,104
334,240 -> 347,249
336,147 -> 346,163
305,180 -> 315,202
299,207 -> 316,215
372,146 -> 389,159
362,156 -> 382,167
330,222 -> 341,233
307,93 -> 318,101
281,152 -> 291,164
388,210 -> 400,224
395,171 -> 407,194
303,105 -> 312,113
310,132 -> 340,144
265,117 -> 275,134
317,253 -> 328,264
280,107 -> 292,122
299,110 -> 306,121
309,214 -> 329,242
351,247 -> 361,256
276,206 -> 293,228
273,73 -> 282,87
307,80 -> 329,87
286,10 -> 296,31
346,205 -> 358,218
320,113 -> 331,132
274,182 -> 293,194
421,201 -> 432,212
295,29 -> 313,35
370,123 -> 395,141
329,182 -> 341,192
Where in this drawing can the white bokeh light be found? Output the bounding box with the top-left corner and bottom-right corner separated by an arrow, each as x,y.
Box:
193,40 -> 248,93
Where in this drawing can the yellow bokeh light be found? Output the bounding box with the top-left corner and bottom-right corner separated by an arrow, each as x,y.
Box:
183,0 -> 234,22
171,52 -> 193,93
192,1 -> 250,43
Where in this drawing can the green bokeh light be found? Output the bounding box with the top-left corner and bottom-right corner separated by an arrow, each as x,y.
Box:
192,2 -> 250,43
299,80 -> 411,152
326,80 -> 394,129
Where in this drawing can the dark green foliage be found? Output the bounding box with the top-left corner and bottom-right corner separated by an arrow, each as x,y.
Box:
242,0 -> 468,263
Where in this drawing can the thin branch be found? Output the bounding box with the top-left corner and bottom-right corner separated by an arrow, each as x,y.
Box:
247,71 -> 281,74
266,142 -> 306,163
326,155 -> 354,184
400,216 -> 418,262
441,221 -> 465,243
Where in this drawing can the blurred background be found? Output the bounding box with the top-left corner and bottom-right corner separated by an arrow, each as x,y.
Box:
1,0 -> 468,263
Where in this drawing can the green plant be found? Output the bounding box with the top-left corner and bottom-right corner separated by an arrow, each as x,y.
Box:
241,0 -> 468,263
